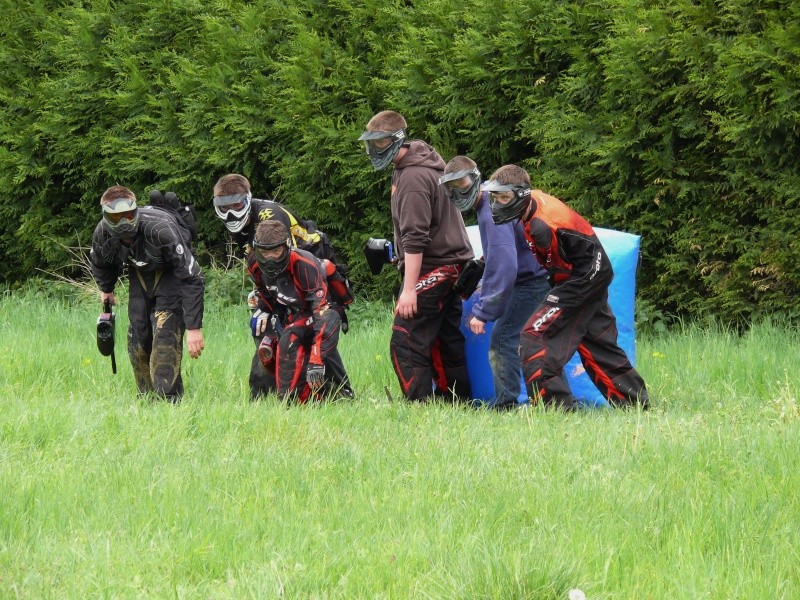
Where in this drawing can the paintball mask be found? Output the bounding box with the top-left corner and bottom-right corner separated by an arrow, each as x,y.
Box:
102,197 -> 139,238
214,192 -> 252,233
364,237 -> 395,275
453,258 -> 486,300
439,168 -> 481,212
96,298 -> 117,374
358,129 -> 406,170
484,180 -> 533,225
254,220 -> 291,280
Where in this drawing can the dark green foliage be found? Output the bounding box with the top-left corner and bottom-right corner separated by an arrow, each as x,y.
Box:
526,0 -> 800,324
1,0 -> 799,325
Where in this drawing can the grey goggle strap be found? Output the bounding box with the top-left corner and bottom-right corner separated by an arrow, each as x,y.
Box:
253,237 -> 290,252
358,129 -> 406,143
482,179 -> 531,198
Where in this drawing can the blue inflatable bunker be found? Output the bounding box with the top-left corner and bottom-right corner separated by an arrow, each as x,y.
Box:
461,226 -> 640,408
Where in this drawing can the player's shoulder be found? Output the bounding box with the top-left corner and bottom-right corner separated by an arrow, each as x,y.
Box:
252,198 -> 291,224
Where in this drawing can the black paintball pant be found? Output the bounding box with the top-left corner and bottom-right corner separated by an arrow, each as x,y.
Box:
519,287 -> 648,409
127,270 -> 185,401
390,265 -> 471,402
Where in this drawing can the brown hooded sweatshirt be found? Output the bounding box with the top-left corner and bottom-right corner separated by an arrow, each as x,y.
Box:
390,140 -> 474,272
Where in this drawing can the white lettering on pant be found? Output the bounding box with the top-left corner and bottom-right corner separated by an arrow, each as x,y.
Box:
533,307 -> 560,332
415,274 -> 441,291
589,251 -> 602,280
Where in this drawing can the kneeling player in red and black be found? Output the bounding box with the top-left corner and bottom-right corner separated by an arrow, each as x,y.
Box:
246,220 -> 350,403
212,173 -> 353,399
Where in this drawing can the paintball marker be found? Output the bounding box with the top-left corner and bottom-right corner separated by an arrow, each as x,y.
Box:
453,258 -> 485,300
96,298 -> 117,374
364,237 -> 395,276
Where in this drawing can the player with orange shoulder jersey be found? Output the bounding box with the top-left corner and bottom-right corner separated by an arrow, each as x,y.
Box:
485,164 -> 649,411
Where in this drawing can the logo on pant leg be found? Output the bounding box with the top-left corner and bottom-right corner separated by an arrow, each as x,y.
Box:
589,250 -> 602,280
532,306 -> 561,332
415,272 -> 445,292
414,265 -> 458,293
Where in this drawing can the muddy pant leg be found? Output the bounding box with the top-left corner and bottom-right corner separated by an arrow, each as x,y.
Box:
489,277 -> 549,408
577,298 -> 649,407
315,310 -> 353,398
150,309 -> 184,400
282,309 -> 352,401
323,305 -> 354,395
127,282 -> 154,395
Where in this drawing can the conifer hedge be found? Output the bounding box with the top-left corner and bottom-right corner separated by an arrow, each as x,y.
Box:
2,0 -> 799,325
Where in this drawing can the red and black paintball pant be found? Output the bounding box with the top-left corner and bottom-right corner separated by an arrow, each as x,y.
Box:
390,264 -> 471,402
254,309 -> 343,403
519,287 -> 648,409
249,326 -> 352,400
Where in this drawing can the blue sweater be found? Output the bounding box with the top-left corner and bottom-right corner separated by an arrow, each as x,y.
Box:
471,192 -> 547,323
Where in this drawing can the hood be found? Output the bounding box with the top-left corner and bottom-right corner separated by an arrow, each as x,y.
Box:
395,140 -> 446,172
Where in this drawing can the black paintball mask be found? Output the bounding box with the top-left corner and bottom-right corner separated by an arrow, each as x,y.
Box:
484,179 -> 533,225
439,167 -> 481,212
358,129 -> 406,170
253,220 -> 291,281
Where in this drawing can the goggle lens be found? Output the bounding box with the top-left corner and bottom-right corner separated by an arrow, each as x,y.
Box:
105,209 -> 137,224
256,246 -> 285,259
445,180 -> 468,191
489,191 -> 513,202
367,138 -> 393,152
218,201 -> 246,215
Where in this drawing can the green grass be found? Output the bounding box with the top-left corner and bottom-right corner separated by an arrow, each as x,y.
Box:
1,292 -> 799,599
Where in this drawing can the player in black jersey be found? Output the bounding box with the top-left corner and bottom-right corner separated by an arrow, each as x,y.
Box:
90,185 -> 205,401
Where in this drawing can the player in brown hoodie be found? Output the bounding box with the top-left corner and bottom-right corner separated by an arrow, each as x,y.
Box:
359,110 -> 474,401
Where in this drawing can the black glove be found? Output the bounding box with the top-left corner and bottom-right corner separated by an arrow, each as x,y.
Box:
306,363 -> 325,388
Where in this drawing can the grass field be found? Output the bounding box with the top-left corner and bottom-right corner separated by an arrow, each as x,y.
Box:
1,290 -> 799,599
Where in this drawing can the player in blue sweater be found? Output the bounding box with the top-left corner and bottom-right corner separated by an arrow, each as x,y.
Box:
440,156 -> 550,410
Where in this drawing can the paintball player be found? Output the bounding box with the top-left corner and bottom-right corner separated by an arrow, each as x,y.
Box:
359,110 -> 473,402
485,164 -> 649,410
440,156 -> 550,410
89,185 -> 205,401
212,173 -> 353,399
246,220 -> 349,403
